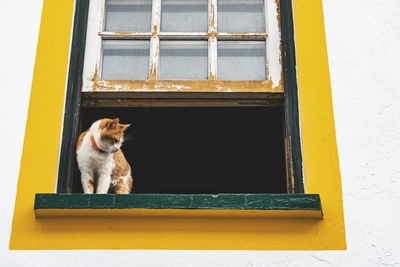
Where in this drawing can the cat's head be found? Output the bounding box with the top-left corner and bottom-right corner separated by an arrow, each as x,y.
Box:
98,118 -> 130,153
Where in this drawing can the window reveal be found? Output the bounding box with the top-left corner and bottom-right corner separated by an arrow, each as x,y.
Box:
57,0 -> 304,195
77,106 -> 287,194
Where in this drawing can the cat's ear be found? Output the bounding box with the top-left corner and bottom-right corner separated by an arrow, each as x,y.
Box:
120,124 -> 131,132
109,118 -> 119,130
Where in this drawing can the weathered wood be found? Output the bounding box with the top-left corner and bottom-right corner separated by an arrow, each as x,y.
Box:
208,36 -> 218,79
81,99 -> 282,107
151,0 -> 161,33
99,31 -> 268,40
148,36 -> 159,80
148,0 -> 161,80
159,32 -> 208,39
265,0 -> 270,80
216,33 -> 267,40
100,32 -> 152,39
35,193 -> 322,211
266,0 -> 283,88
280,0 -> 305,193
83,0 -> 279,91
209,0 -> 217,33
82,91 -> 283,99
81,91 -> 283,107
85,79 -> 283,92
57,0 -> 90,193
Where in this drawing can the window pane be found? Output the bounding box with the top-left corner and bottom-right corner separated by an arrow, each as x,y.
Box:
104,0 -> 152,32
161,0 -> 208,32
160,41 -> 208,79
101,40 -> 150,79
218,41 -> 266,80
218,0 -> 265,33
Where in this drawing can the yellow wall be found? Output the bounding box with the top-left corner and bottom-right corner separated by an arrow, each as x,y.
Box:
9,0 -> 346,250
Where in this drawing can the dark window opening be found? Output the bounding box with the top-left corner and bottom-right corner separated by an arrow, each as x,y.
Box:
73,107 -> 287,194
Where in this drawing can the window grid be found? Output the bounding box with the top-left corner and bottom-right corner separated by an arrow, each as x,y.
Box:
98,0 -> 270,80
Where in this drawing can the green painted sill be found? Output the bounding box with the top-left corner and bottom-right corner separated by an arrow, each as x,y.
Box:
34,193 -> 322,219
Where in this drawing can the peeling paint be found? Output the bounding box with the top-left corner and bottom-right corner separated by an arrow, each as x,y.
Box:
266,0 -> 283,87
208,36 -> 217,80
87,79 -> 283,93
100,32 -> 152,39
276,0 -> 284,85
209,71 -> 216,80
209,0 -> 216,31
82,0 -> 283,93
148,36 -> 159,80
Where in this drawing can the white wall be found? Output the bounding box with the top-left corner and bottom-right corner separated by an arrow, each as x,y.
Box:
1,0 -> 399,266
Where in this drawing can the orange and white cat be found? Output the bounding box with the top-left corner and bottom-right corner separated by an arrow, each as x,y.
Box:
76,118 -> 132,194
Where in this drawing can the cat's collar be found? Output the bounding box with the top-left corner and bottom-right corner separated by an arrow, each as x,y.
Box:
90,135 -> 105,153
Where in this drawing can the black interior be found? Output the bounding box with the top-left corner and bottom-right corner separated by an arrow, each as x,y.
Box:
73,107 -> 287,194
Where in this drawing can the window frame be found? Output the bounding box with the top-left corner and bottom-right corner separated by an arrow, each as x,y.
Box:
82,0 -> 282,89
57,0 -> 304,194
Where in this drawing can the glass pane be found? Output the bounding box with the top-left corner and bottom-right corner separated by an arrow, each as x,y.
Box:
218,41 -> 266,80
161,0 -> 208,32
218,0 -> 265,33
104,0 -> 152,32
101,40 -> 150,79
160,41 -> 208,79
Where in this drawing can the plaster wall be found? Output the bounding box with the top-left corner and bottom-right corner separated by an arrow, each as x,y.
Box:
0,0 -> 399,266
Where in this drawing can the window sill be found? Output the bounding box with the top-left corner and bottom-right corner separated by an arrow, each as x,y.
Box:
34,193 -> 323,219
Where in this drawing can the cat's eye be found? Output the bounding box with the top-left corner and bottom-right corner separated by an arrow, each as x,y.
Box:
114,138 -> 120,143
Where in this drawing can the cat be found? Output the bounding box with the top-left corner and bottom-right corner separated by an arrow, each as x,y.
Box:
76,118 -> 132,194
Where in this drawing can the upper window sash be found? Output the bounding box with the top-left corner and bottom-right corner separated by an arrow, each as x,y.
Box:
81,0 -> 283,92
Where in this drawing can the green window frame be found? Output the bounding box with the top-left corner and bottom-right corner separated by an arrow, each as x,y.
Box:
45,0 -> 315,215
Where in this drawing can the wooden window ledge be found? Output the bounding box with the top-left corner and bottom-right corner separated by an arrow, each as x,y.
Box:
34,193 -> 323,219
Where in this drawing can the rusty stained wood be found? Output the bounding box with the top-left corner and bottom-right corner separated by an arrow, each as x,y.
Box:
208,36 -> 217,80
215,32 -> 267,40
81,91 -> 283,107
82,0 -> 282,92
148,0 -> 161,80
209,0 -> 217,33
266,0 -> 282,85
151,0 -> 161,33
82,91 -> 283,99
100,32 -> 153,39
89,79 -> 284,93
283,115 -> 294,194
82,98 -> 282,108
148,36 -> 159,80
208,0 -> 218,83
100,31 -> 268,40
265,0 -> 270,80
156,32 -> 268,40
280,0 -> 304,193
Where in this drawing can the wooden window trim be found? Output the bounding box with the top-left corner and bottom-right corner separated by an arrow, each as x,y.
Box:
82,0 -> 283,91
57,0 -> 304,195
